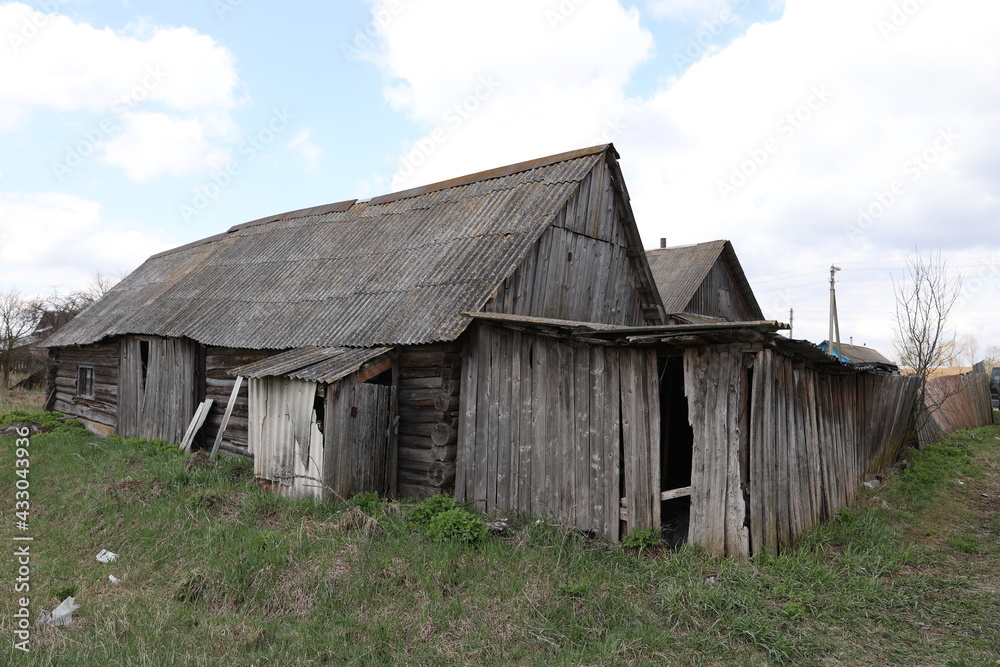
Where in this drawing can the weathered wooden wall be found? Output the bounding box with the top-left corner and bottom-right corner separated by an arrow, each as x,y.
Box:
48,342 -> 119,434
685,345 -> 921,558
916,372 -> 993,447
324,379 -> 395,500
203,347 -> 271,457
485,160 -> 655,326
683,344 -> 752,557
686,259 -> 756,322
396,343 -> 461,498
456,325 -> 660,540
118,336 -> 198,444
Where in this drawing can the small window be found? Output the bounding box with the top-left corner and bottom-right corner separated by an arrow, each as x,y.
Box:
76,366 -> 95,397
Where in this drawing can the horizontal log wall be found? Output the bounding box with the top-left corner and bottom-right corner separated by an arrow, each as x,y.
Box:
49,342 -> 119,434
396,343 -> 461,499
457,325 -> 660,540
202,347 -> 273,455
688,346 -> 921,558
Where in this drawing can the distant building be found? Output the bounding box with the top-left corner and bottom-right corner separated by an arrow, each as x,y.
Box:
819,340 -> 898,374
645,240 -> 763,322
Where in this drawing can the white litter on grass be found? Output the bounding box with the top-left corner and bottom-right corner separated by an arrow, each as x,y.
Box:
96,549 -> 117,563
37,596 -> 80,627
108,575 -> 121,585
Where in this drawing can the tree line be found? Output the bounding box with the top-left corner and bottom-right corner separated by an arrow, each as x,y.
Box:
0,274 -> 120,389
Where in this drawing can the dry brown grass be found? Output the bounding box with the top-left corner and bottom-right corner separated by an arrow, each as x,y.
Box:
0,382 -> 44,413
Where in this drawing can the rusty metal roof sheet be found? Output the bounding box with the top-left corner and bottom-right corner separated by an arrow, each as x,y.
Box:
45,145 -> 614,350
645,240 -> 763,319
233,346 -> 391,383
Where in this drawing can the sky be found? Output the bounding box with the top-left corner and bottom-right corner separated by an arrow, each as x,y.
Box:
1,0 -> 998,363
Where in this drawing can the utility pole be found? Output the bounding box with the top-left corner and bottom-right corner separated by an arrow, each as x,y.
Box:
789,308 -> 794,338
828,265 -> 841,358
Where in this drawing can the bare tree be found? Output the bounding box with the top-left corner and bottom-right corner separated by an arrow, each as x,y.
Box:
892,251 -> 963,448
0,289 -> 41,389
953,333 -> 980,368
78,271 -> 122,305
984,344 -> 1000,370
892,250 -> 961,377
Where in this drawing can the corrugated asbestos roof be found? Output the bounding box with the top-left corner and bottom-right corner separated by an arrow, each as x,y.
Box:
234,346 -> 391,383
45,145 -> 613,350
645,240 -> 763,319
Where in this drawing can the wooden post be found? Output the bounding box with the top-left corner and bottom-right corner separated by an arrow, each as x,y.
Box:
210,376 -> 244,461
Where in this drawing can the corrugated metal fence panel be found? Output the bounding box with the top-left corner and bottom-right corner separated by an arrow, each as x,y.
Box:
248,377 -> 324,501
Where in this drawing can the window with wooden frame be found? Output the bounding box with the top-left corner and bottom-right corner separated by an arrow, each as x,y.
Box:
76,366 -> 95,398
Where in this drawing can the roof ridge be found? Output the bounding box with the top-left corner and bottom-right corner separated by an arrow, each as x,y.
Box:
149,144 -> 612,260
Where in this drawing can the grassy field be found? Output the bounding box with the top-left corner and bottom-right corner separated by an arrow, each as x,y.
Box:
0,413 -> 997,666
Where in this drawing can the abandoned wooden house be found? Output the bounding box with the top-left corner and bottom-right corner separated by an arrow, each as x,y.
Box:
43,143 -> 946,557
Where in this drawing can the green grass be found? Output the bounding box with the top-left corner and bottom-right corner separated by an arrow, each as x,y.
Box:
1,422 -> 998,665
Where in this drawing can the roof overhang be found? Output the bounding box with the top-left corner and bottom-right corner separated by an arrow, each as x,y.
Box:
232,346 -> 392,384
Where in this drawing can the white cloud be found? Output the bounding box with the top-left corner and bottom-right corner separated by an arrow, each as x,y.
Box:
102,112 -> 231,182
0,191 -> 168,295
370,0 -> 1000,353
0,2 -> 243,180
286,128 -> 324,170
370,0 -> 654,190
647,0 -> 738,21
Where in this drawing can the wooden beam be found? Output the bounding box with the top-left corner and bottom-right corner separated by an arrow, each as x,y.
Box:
355,357 -> 392,383
661,485 -> 693,501
180,399 -> 214,453
210,376 -> 243,461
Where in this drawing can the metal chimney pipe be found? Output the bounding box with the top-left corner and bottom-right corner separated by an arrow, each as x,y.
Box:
660,238 -> 666,248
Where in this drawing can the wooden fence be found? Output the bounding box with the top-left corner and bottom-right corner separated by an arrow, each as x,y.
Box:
684,346 -> 922,558
916,372 -> 993,447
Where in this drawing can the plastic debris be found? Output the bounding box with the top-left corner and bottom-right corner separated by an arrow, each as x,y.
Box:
96,549 -> 117,563
108,575 -> 121,585
863,479 -> 881,490
37,596 -> 80,627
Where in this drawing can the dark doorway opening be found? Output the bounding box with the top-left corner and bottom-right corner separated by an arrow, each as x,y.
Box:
660,354 -> 694,547
139,339 -> 150,391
